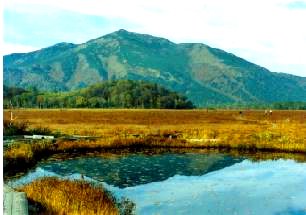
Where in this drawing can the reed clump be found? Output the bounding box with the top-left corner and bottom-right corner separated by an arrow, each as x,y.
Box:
4,119 -> 54,136
18,177 -> 118,215
4,140 -> 56,176
3,120 -> 29,136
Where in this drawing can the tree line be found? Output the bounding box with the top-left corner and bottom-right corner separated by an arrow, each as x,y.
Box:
4,81 -> 306,110
207,101 -> 306,110
3,80 -> 195,109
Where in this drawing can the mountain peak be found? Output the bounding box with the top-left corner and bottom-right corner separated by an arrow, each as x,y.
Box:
117,29 -> 129,33
3,30 -> 306,105
105,29 -> 133,37
101,29 -> 174,45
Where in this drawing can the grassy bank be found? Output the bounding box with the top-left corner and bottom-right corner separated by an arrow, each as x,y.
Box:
3,136 -> 188,177
4,140 -> 56,177
17,177 -> 119,215
4,133 -> 306,179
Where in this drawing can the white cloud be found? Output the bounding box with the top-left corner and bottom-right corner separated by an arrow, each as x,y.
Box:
2,43 -> 39,55
4,0 -> 306,76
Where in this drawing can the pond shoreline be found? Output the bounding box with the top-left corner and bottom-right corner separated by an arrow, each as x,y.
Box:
4,138 -> 306,180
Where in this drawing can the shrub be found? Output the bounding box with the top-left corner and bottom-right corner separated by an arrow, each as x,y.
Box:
3,120 -> 28,136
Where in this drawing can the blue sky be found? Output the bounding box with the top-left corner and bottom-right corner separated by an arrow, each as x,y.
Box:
287,0 -> 306,8
4,9 -> 117,47
3,0 -> 306,77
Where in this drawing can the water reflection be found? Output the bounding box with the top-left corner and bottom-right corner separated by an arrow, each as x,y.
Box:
106,159 -> 306,215
8,152 -> 306,215
37,153 -> 243,188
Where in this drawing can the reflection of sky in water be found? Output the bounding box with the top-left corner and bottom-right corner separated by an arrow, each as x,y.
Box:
8,154 -> 306,215
105,159 -> 306,215
16,153 -> 243,188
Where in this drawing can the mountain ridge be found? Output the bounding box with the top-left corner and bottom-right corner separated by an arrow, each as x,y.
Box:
4,29 -> 306,106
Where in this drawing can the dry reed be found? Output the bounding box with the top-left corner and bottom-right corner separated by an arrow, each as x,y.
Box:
4,109 -> 305,153
18,177 -> 118,215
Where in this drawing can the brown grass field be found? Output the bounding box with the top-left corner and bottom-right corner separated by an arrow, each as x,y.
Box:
4,109 -> 306,153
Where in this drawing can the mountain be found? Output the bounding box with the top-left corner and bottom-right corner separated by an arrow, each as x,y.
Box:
4,29 -> 306,106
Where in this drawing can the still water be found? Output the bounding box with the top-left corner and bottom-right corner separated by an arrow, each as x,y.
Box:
9,151 -> 306,215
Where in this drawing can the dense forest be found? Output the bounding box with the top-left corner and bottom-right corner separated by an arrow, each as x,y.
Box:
3,80 -> 194,109
4,81 -> 306,110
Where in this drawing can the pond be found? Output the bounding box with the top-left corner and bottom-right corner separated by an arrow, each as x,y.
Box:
9,150 -> 306,215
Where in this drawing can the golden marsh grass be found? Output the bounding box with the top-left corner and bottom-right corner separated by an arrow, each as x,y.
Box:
18,177 -> 118,215
4,109 -> 306,153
